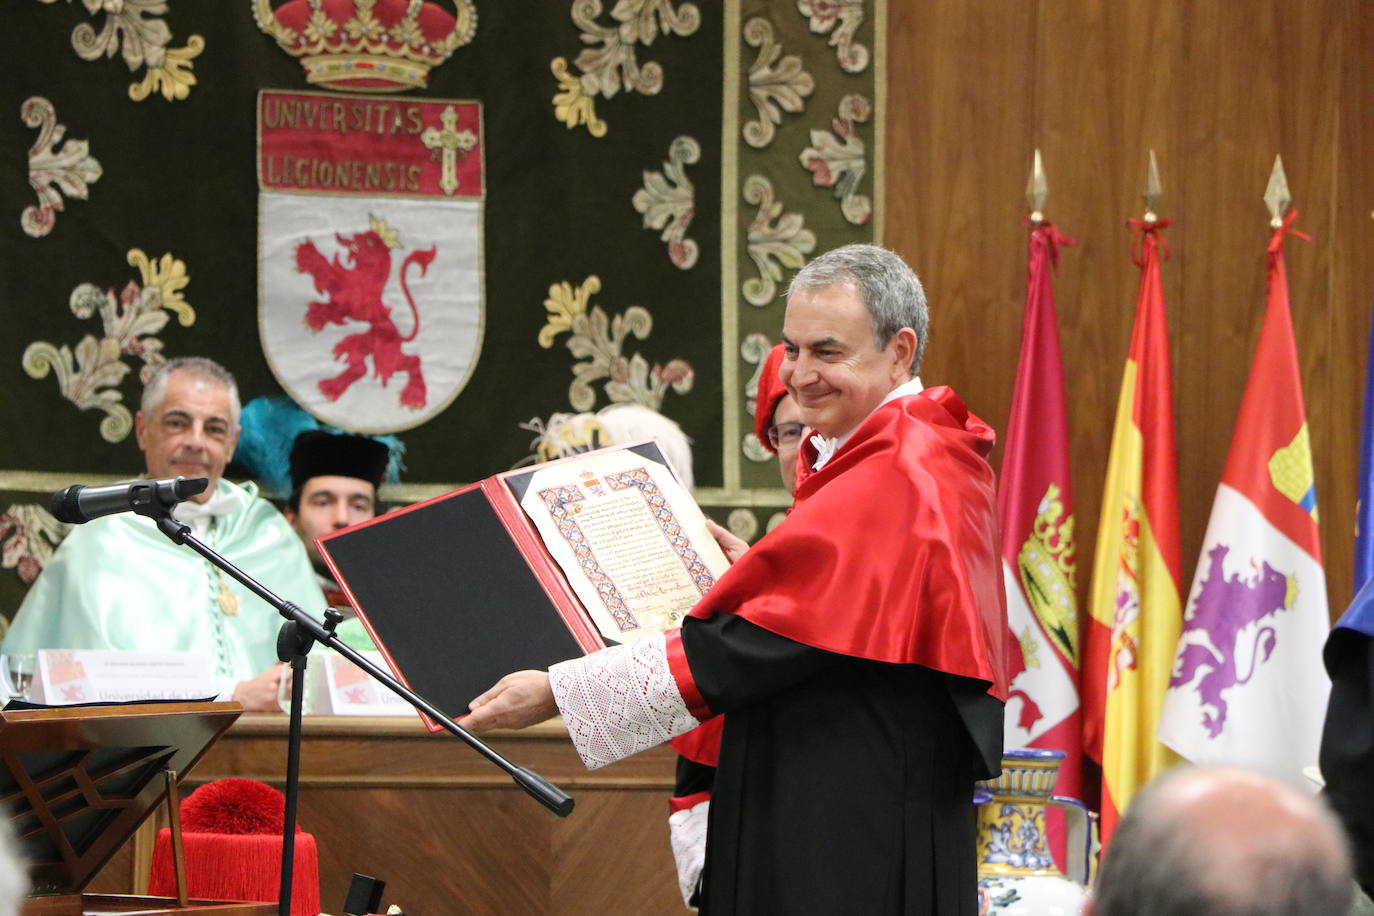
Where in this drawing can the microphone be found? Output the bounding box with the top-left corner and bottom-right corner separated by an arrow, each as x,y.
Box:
49,476 -> 209,524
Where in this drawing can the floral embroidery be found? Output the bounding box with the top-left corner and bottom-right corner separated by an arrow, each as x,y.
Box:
800,93 -> 872,225
40,0 -> 206,102
130,35 -> 204,102
727,508 -> 759,543
552,58 -> 608,138
742,174 -> 816,307
345,2 -> 386,41
740,332 -> 773,461
389,14 -> 426,48
551,0 -> 701,136
21,97 -> 102,239
540,276 -> 694,411
797,0 -> 869,74
743,17 -> 814,149
305,8 -> 339,42
633,136 -> 700,270
21,250 -> 194,443
0,504 -> 70,586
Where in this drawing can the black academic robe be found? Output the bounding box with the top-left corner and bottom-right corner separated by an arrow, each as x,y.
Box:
682,614 -> 1003,916
1320,622 -> 1374,897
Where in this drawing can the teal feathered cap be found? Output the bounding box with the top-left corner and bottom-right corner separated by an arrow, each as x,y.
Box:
229,396 -> 406,500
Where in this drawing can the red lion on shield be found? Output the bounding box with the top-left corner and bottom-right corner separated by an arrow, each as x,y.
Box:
294,215 -> 435,409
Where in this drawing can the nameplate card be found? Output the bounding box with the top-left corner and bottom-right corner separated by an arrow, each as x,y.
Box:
311,651 -> 413,716
31,649 -> 216,704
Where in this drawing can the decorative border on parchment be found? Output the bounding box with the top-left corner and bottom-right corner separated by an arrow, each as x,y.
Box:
604,467 -> 717,592
538,483 -> 639,632
534,466 -> 718,634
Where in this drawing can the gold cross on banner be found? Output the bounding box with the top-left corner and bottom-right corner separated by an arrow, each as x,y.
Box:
421,105 -> 477,196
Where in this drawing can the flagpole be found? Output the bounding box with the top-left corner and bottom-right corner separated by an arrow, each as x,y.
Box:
1027,147 -> 1048,226
1142,149 -> 1162,225
1264,154 -> 1291,229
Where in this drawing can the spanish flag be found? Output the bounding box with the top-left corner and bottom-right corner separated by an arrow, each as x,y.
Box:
1081,219 -> 1183,846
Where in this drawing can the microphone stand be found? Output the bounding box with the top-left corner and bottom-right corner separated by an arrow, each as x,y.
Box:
137,498 -> 574,916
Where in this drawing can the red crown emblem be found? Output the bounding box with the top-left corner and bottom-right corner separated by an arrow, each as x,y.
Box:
253,0 -> 477,93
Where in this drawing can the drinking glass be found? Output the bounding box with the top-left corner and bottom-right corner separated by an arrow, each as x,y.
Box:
2,654 -> 34,701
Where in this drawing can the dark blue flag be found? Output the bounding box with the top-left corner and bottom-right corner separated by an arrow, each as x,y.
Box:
1357,302 -> 1374,591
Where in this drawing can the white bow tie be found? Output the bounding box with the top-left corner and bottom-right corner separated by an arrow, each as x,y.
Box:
810,434 -> 840,470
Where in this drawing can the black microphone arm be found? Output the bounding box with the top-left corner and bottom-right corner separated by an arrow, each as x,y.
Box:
49,476 -> 209,524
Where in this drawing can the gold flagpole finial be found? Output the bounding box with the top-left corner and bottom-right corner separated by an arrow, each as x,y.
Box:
1264,154 -> 1291,228
1142,149 -> 1162,223
1026,148 -> 1048,224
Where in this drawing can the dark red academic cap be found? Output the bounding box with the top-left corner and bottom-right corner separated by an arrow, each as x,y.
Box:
753,343 -> 789,454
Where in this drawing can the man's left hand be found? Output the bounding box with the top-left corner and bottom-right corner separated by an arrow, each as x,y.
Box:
466,670 -> 556,732
706,518 -> 750,564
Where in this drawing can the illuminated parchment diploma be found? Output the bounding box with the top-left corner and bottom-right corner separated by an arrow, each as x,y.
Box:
519,448 -> 730,643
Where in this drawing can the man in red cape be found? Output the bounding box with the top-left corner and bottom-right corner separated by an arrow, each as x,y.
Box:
468,244 -> 1011,915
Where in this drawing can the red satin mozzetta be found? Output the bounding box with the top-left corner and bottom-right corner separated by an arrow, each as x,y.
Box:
685,386 -> 1011,700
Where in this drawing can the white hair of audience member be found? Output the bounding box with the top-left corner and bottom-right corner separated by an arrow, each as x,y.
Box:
527,404 -> 694,490
0,816 -> 27,915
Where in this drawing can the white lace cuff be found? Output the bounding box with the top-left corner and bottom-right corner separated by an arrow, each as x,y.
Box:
669,798 -> 710,910
550,634 -> 699,770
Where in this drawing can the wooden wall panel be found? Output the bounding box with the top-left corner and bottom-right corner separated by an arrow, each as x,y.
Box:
1329,0 -> 1374,607
886,0 -> 1374,619
91,717 -> 685,915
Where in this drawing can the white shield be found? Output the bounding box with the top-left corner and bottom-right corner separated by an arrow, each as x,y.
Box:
257,91 -> 484,433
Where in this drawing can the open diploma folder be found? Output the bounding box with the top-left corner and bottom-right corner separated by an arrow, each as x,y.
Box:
317,440 -> 730,730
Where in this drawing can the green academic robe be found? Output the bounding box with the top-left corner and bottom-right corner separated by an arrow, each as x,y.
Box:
2,479 -> 324,685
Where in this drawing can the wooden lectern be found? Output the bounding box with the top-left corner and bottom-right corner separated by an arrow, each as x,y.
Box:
0,701 -> 277,915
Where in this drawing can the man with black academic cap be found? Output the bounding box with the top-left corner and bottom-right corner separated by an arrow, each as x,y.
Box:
284,430 -> 390,649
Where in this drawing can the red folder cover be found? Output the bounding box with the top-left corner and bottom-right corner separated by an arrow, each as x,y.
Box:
317,440 -> 679,732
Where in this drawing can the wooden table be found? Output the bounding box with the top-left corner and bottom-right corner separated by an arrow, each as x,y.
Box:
90,715 -> 687,915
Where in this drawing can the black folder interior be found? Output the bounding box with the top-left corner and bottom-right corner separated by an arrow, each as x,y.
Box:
322,488 -> 588,720
502,440 -> 668,501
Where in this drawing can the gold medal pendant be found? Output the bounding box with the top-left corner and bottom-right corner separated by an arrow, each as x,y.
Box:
217,579 -> 240,617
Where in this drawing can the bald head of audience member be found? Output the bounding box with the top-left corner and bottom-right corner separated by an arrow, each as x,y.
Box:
1088,766 -> 1354,916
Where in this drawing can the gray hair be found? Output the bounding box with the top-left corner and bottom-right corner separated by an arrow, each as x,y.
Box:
142,356 -> 241,427
1093,765 -> 1354,916
786,243 -> 928,375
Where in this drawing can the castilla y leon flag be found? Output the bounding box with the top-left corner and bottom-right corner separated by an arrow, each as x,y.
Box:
257,90 -> 485,434
1081,218 -> 1182,846
1158,213 -> 1330,784
999,220 -> 1081,787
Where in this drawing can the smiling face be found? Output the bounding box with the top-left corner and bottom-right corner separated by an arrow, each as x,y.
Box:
134,370 -> 239,502
779,282 -> 916,439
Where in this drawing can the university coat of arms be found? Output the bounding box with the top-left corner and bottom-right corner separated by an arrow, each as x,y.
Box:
257,89 -> 484,433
